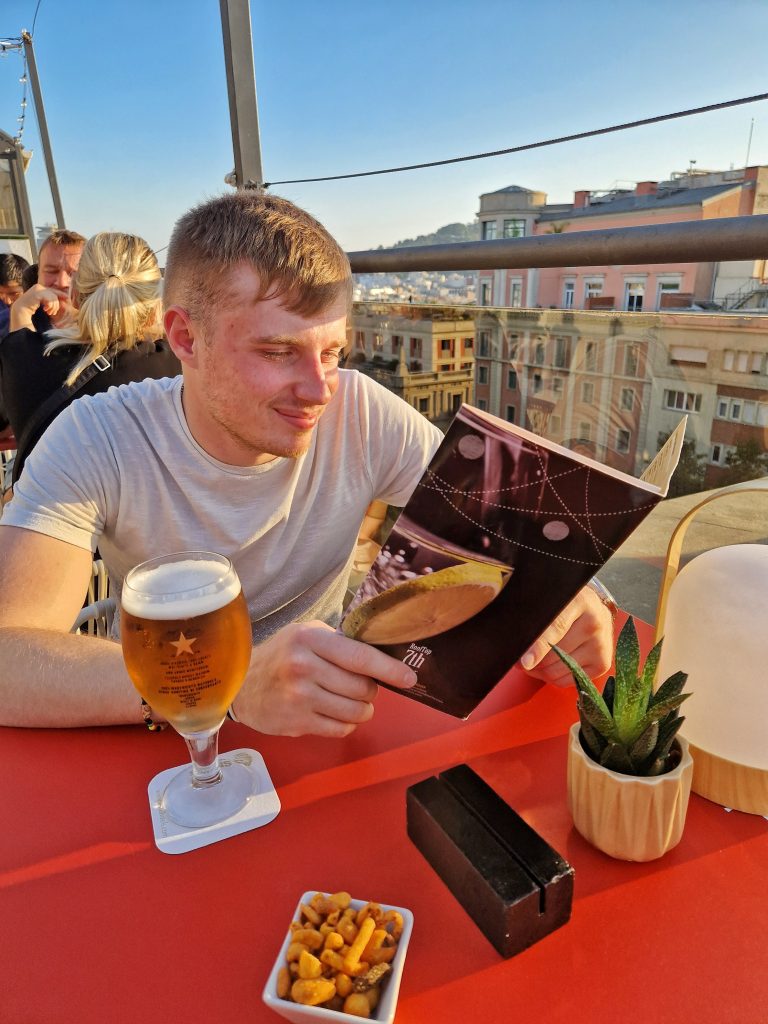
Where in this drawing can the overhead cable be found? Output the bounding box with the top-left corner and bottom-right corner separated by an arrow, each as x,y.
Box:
264,92 -> 768,187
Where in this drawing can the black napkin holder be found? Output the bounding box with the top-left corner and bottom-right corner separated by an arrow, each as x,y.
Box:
406,763 -> 574,957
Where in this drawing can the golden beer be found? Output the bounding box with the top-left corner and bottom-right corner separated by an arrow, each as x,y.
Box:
121,557 -> 252,734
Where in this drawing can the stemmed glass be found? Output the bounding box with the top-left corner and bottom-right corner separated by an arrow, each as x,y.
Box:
121,550 -> 256,828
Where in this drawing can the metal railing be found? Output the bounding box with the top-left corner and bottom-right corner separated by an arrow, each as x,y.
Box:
348,215 -> 768,273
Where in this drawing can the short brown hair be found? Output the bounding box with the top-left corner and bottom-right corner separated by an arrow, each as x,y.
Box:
163,191 -> 351,323
39,228 -> 86,257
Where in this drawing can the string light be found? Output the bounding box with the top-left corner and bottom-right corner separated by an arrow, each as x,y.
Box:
14,50 -> 30,144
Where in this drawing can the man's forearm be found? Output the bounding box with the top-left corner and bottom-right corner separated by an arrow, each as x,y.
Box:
0,627 -> 144,728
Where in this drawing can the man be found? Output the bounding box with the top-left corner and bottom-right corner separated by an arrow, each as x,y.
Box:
9,228 -> 85,334
0,193 -> 612,733
0,253 -> 30,343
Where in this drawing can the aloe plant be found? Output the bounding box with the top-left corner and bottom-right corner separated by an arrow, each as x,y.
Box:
553,616 -> 691,777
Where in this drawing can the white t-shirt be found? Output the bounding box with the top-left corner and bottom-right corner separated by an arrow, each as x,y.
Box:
4,371 -> 442,640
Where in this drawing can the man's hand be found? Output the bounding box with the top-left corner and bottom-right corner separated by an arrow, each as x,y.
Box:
232,620 -> 417,738
519,585 -> 614,686
10,284 -> 67,332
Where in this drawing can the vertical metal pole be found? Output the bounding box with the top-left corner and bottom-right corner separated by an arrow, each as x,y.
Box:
219,0 -> 264,189
21,30 -> 66,227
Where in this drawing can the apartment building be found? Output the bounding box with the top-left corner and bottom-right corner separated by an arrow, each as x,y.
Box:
349,304 -> 476,429
476,166 -> 768,313
472,306 -> 768,488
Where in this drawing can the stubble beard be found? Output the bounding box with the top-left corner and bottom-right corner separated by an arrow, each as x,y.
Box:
209,401 -> 314,462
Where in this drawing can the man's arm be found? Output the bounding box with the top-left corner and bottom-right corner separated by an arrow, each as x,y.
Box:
0,526 -> 143,727
0,525 -> 417,734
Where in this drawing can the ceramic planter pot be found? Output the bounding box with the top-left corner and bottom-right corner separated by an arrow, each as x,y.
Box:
566,722 -> 694,862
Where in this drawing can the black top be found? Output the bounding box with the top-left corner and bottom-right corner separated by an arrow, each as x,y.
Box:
0,327 -> 181,476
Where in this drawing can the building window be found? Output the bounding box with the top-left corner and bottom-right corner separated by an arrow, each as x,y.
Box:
373,334 -> 383,352
418,398 -> 429,413
624,343 -> 640,376
503,218 -> 526,238
624,281 -> 645,312
621,387 -> 635,411
509,280 -> 522,307
656,281 -> 681,309
723,350 -> 734,371
452,393 -> 463,412
752,353 -> 764,374
410,337 -> 422,358
355,330 -> 365,349
730,400 -> 742,420
505,405 -> 516,423
480,281 -> 492,306
584,280 -> 603,303
391,335 -> 402,350
563,281 -> 575,309
663,389 -> 702,412
737,351 -> 749,372
533,373 -> 543,393
534,341 -> 545,365
481,221 -> 497,240
478,366 -> 489,384
440,339 -> 453,353
507,369 -> 517,389
550,414 -> 562,434
552,377 -> 564,395
710,444 -> 730,465
585,341 -> 597,371
463,337 -> 474,351
581,381 -> 594,404
554,336 -> 571,368
617,428 -> 631,453
578,421 -> 592,441
743,400 -> 757,424
477,331 -> 490,357
477,398 -> 488,411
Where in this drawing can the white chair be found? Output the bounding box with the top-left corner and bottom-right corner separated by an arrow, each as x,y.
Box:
72,596 -> 117,637
72,559 -> 115,637
0,448 -> 16,519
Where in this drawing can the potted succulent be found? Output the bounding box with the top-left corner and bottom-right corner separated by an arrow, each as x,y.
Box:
553,616 -> 694,862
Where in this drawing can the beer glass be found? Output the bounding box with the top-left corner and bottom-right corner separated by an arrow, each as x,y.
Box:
121,550 -> 256,828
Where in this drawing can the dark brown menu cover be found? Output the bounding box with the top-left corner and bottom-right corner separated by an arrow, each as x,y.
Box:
340,405 -> 686,719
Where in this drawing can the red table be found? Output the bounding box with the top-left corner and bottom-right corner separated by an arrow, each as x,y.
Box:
3,621 -> 767,1024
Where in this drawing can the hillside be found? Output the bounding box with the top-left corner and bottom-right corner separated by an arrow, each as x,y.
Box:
379,221 -> 480,249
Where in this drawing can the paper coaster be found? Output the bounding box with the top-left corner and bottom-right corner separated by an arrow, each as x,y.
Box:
147,748 -> 280,855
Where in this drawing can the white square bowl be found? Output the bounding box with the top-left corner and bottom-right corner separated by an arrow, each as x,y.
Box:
262,890 -> 414,1024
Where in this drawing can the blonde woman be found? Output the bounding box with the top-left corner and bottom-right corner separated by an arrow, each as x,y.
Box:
1,232 -> 180,484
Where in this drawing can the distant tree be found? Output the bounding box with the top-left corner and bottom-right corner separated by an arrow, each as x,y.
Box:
720,439 -> 768,485
546,222 -> 571,234
658,431 -> 706,497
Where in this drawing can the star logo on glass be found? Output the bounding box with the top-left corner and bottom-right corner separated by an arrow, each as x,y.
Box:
169,632 -> 197,656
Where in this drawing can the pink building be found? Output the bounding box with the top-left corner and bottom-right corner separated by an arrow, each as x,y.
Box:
476,167 -> 768,313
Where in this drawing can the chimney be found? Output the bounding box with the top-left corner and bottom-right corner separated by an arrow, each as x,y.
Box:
573,190 -> 590,209
635,181 -> 658,196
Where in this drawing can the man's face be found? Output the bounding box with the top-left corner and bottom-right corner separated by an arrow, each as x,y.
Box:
38,242 -> 83,319
178,265 -> 348,466
0,282 -> 22,306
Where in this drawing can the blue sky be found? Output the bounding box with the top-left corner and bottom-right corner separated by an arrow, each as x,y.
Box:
2,0 -> 768,255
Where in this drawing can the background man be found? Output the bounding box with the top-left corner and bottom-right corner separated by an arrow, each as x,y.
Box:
0,193 -> 612,734
9,228 -> 85,333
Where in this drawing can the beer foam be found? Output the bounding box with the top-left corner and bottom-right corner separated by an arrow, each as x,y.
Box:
122,557 -> 241,619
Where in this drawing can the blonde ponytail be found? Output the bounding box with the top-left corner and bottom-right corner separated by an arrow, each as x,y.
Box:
45,232 -> 162,385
